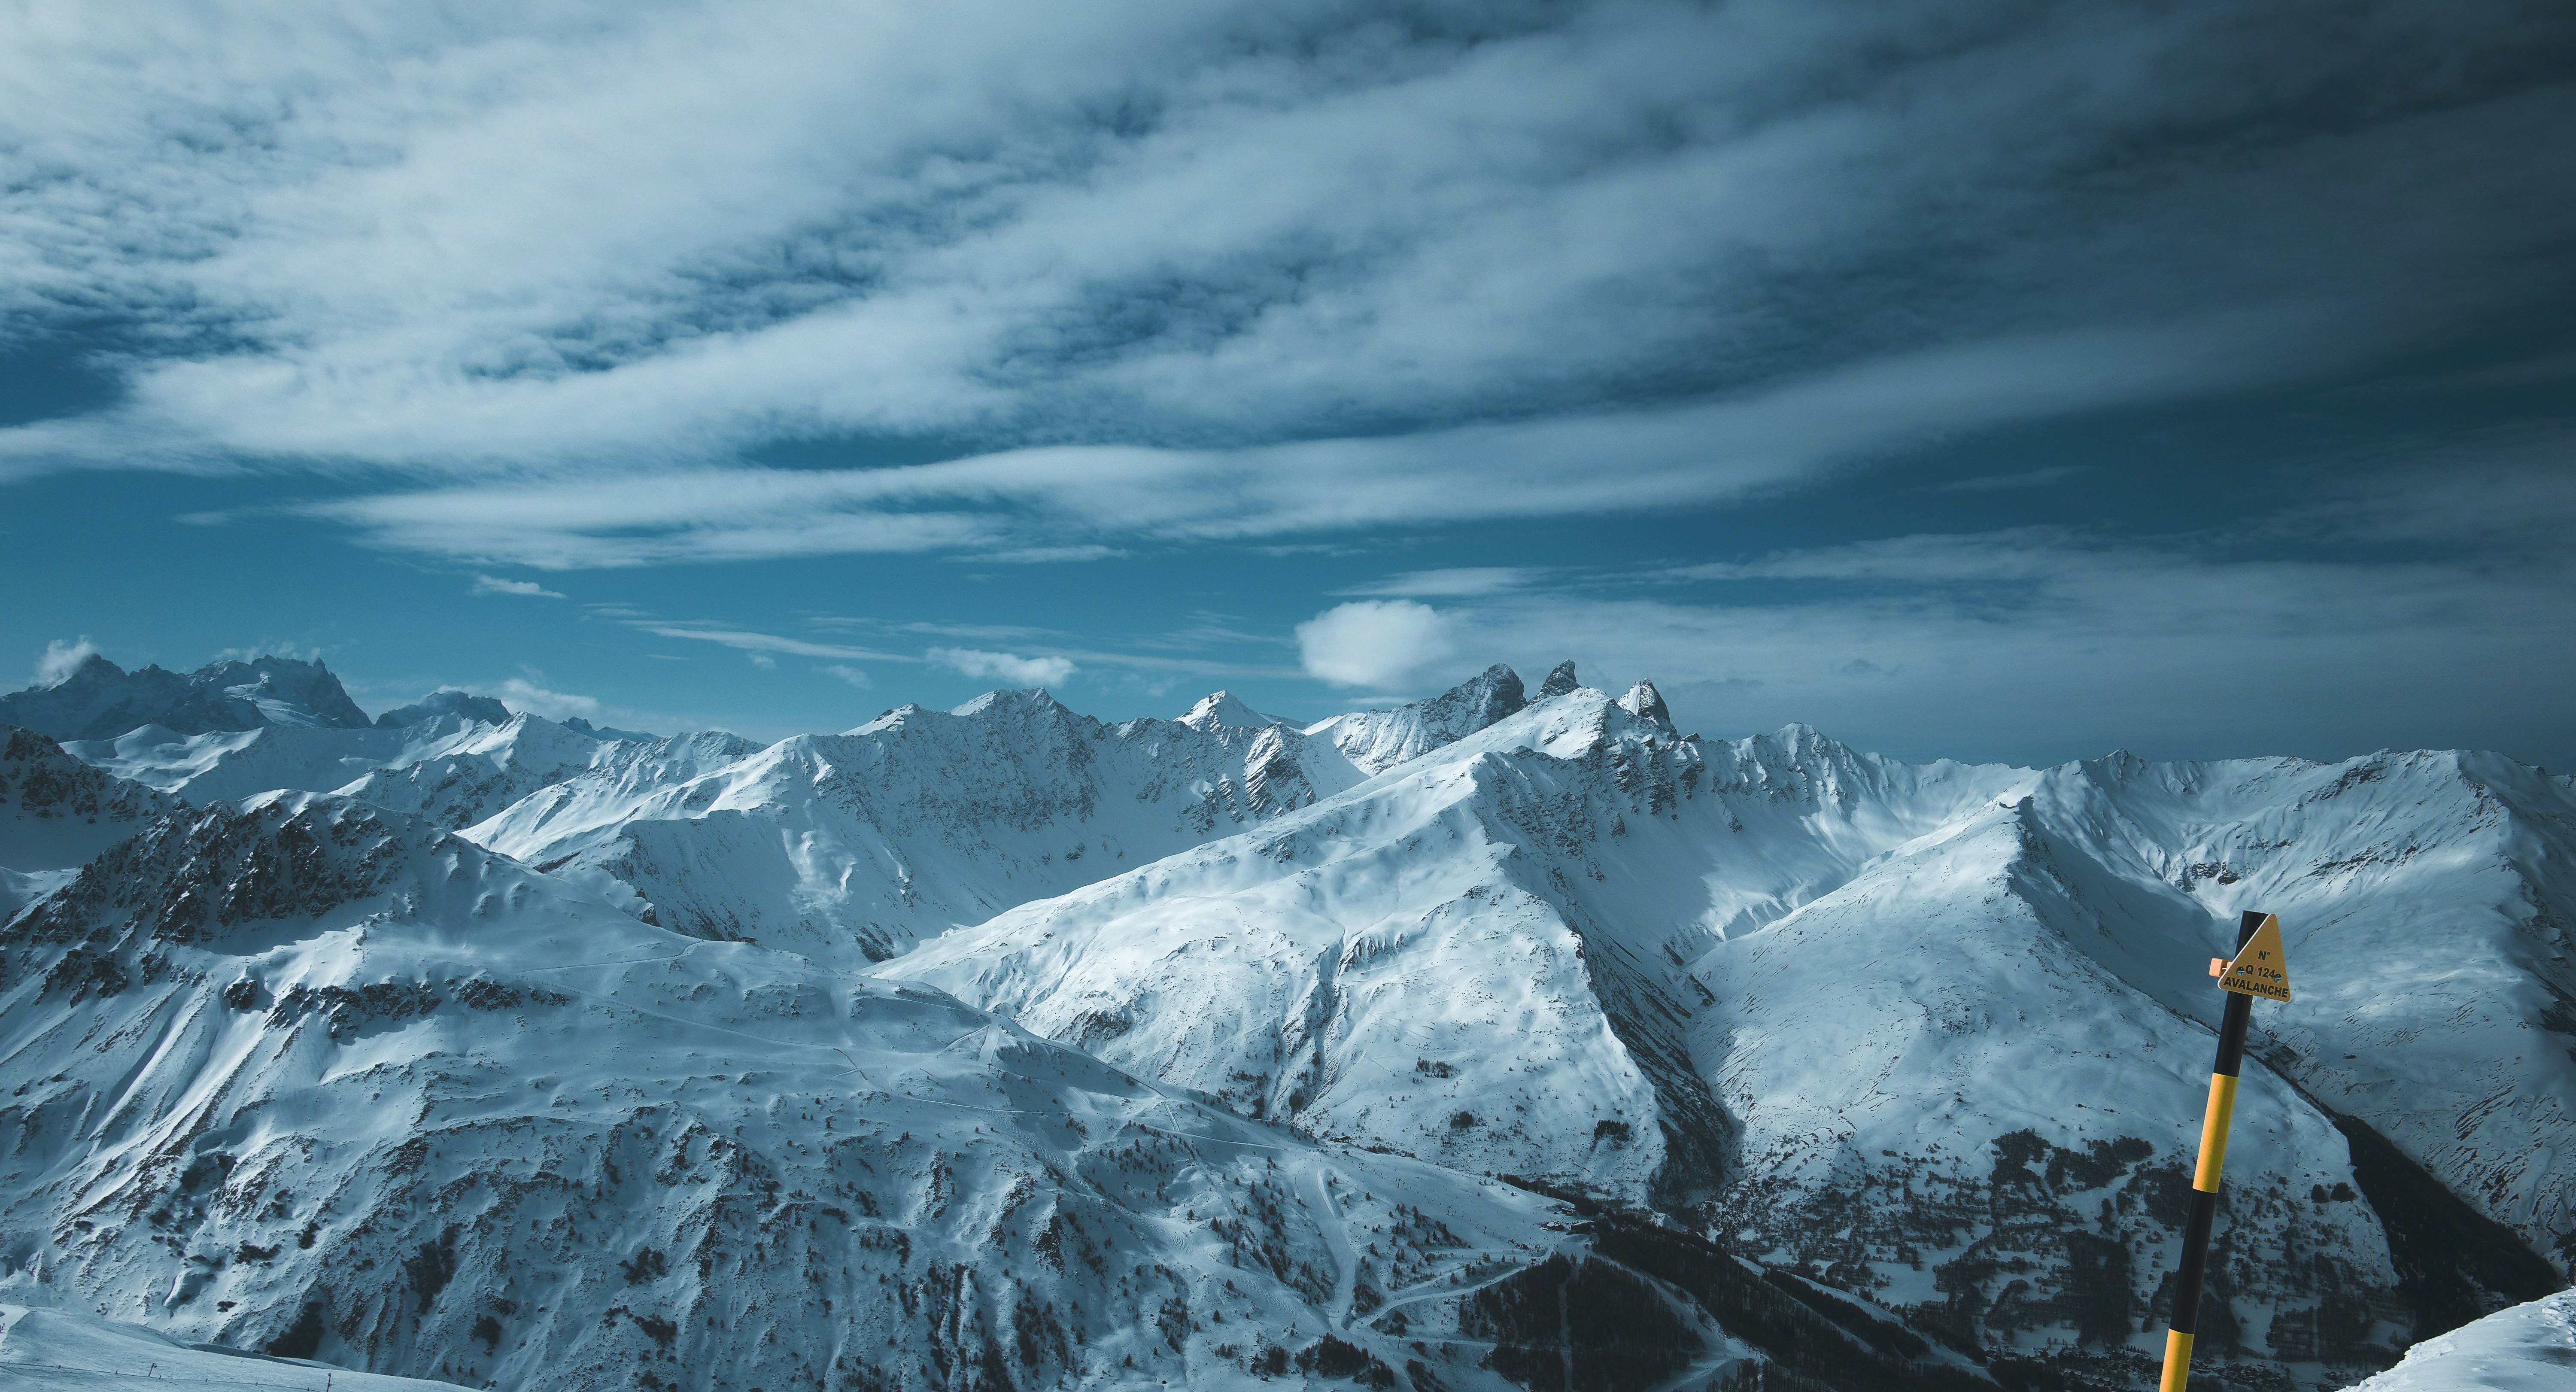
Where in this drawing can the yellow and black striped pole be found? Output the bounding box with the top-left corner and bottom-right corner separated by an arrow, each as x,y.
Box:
2160,909 -> 2288,1392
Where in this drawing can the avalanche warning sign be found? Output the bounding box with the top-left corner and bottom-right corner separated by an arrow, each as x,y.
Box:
2215,914 -> 2291,1002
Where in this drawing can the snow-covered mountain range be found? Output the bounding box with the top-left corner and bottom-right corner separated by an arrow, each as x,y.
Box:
0,653 -> 2567,1392
0,655 -> 373,742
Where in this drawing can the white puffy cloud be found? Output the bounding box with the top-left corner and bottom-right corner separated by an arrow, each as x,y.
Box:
1296,600 -> 1457,689
471,573 -> 568,598
33,637 -> 99,687
823,664 -> 871,689
488,677 -> 604,721
929,647 -> 1077,687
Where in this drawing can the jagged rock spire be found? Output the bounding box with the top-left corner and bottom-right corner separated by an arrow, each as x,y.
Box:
1537,661 -> 1581,700
1619,678 -> 1671,727
1441,663 -> 1526,729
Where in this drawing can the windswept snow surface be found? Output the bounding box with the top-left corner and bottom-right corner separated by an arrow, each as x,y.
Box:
0,1302 -> 456,1390
0,793 -> 1563,1391
2344,1290 -> 2576,1392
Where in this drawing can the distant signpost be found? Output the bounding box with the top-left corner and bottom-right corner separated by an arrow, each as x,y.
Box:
2159,909 -> 2293,1392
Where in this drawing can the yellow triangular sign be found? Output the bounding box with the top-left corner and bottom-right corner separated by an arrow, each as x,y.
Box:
2218,914 -> 2291,1002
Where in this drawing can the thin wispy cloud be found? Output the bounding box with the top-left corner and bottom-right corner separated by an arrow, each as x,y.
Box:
0,0 -> 2562,569
3,2 -> 2569,763
286,331 -> 2302,567
626,623 -> 911,663
1340,459 -> 2576,757
1932,465 -> 2095,494
1339,568 -> 1543,599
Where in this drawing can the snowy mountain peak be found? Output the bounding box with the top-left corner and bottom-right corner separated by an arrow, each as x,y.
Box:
1306,662 -> 1532,773
945,686 -> 1066,719
374,687 -> 512,728
0,653 -> 370,741
841,703 -> 925,735
1177,690 -> 1283,731
1618,676 -> 1671,726
6,658 -> 2576,1392
1449,661 -> 1528,722
37,649 -> 119,690
0,788 -> 1562,1392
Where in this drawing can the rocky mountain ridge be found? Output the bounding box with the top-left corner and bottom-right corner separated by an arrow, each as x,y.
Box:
0,655 -> 373,742
2,655 -> 2569,1391
0,790 -> 1577,1392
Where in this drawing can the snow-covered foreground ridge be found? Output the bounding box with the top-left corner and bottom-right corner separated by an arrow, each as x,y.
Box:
2343,1289 -> 2576,1391
1,655 -> 2572,1390
1,1301 -> 457,1390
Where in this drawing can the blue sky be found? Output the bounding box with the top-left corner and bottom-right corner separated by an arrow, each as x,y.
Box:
4,0 -> 2573,767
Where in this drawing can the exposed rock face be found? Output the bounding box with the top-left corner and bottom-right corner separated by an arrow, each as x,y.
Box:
1536,661 -> 1583,700
1,726 -> 179,859
1618,677 -> 1671,727
1,725 -> 182,921
0,654 -> 372,741
1306,663 -> 1534,774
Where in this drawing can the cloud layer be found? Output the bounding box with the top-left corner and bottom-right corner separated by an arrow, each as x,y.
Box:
2,0 -> 2568,564
1314,453 -> 2576,762
930,648 -> 1078,688
33,637 -> 98,687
